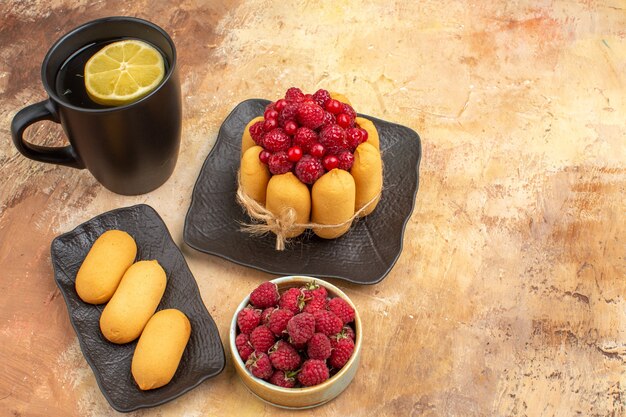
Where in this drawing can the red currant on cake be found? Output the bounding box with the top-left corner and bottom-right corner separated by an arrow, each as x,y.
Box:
346,127 -> 365,150
322,154 -> 339,171
258,150 -> 271,164
264,108 -> 278,120
287,146 -> 303,162
284,120 -> 298,135
325,99 -> 342,114
263,118 -> 277,131
336,113 -> 351,129
309,142 -> 326,158
342,103 -> 357,125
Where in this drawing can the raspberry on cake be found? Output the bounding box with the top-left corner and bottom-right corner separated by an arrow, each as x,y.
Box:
295,155 -> 324,185
312,89 -> 331,107
268,151 -> 293,175
238,87 -> 383,244
293,127 -> 318,152
296,101 -> 325,129
319,123 -> 349,155
262,128 -> 290,152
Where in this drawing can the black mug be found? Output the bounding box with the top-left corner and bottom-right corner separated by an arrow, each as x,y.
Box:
10,16 -> 181,195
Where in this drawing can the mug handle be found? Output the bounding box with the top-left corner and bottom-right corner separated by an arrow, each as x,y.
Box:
11,99 -> 84,169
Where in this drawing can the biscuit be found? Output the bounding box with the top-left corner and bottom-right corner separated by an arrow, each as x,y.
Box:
99,260 -> 166,344
75,230 -> 136,304
131,309 -> 191,390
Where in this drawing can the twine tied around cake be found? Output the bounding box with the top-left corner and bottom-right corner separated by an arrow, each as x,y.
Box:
236,174 -> 380,251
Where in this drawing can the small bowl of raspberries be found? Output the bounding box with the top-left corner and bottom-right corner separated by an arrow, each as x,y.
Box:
229,276 -> 362,409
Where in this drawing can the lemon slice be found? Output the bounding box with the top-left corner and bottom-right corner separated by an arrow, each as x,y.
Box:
84,39 -> 165,106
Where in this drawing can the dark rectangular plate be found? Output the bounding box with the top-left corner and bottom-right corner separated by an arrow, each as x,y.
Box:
183,99 -> 421,284
51,204 -> 225,413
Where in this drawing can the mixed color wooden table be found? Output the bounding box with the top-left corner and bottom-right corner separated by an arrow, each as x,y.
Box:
1,1 -> 624,416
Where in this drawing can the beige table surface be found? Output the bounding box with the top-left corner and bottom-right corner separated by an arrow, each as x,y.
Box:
1,1 -> 625,416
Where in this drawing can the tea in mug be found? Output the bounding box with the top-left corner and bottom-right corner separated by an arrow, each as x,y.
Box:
55,38 -> 167,109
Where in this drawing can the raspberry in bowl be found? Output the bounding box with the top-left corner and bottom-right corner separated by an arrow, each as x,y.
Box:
229,276 -> 362,409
